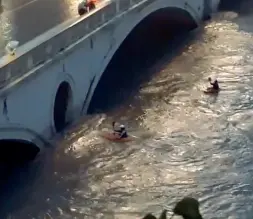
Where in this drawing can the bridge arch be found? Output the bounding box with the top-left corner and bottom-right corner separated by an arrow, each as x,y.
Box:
52,80 -> 73,132
0,139 -> 39,165
86,0 -> 199,112
0,125 -> 46,164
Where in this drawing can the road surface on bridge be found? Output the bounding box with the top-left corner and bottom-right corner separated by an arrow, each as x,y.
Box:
0,0 -> 104,57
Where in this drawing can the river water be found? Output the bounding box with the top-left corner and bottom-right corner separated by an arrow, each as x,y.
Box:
1,1 -> 253,219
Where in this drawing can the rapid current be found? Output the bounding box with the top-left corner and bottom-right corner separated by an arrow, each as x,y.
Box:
1,1 -> 253,219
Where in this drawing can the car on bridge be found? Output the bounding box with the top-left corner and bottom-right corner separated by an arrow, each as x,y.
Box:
78,0 -> 97,15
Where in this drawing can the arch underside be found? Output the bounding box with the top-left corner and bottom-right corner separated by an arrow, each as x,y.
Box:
0,125 -> 45,165
88,7 -> 197,113
0,139 -> 40,165
53,81 -> 72,132
136,7 -> 197,32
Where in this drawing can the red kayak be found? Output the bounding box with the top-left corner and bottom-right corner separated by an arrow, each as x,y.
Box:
100,131 -> 133,142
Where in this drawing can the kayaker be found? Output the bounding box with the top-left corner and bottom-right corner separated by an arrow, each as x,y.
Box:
78,0 -> 88,15
208,77 -> 220,91
113,122 -> 128,139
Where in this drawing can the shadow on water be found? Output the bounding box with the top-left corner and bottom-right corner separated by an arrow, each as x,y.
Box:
218,0 -> 253,33
87,9 -> 207,114
0,161 -> 43,218
0,144 -> 90,219
219,0 -> 253,15
0,141 -> 41,218
0,135 -> 116,218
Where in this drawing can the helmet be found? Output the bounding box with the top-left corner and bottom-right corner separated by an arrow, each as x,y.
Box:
120,124 -> 125,129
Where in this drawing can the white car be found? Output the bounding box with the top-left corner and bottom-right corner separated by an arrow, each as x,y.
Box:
78,0 -> 96,16
5,41 -> 19,56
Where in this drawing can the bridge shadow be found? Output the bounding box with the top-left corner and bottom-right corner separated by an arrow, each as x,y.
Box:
218,0 -> 253,33
0,134 -> 136,218
219,0 -> 253,14
0,142 -> 89,218
88,11 -> 206,114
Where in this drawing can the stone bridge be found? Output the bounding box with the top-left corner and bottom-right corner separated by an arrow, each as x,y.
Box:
0,0 -> 213,158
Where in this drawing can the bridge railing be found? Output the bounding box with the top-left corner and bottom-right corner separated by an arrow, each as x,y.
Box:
0,0 -> 143,88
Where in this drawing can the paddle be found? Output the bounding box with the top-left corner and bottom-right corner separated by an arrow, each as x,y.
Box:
112,121 -> 116,134
112,121 -> 115,129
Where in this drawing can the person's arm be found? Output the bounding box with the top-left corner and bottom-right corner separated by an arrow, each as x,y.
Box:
112,121 -> 117,132
119,131 -> 124,138
120,130 -> 127,138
